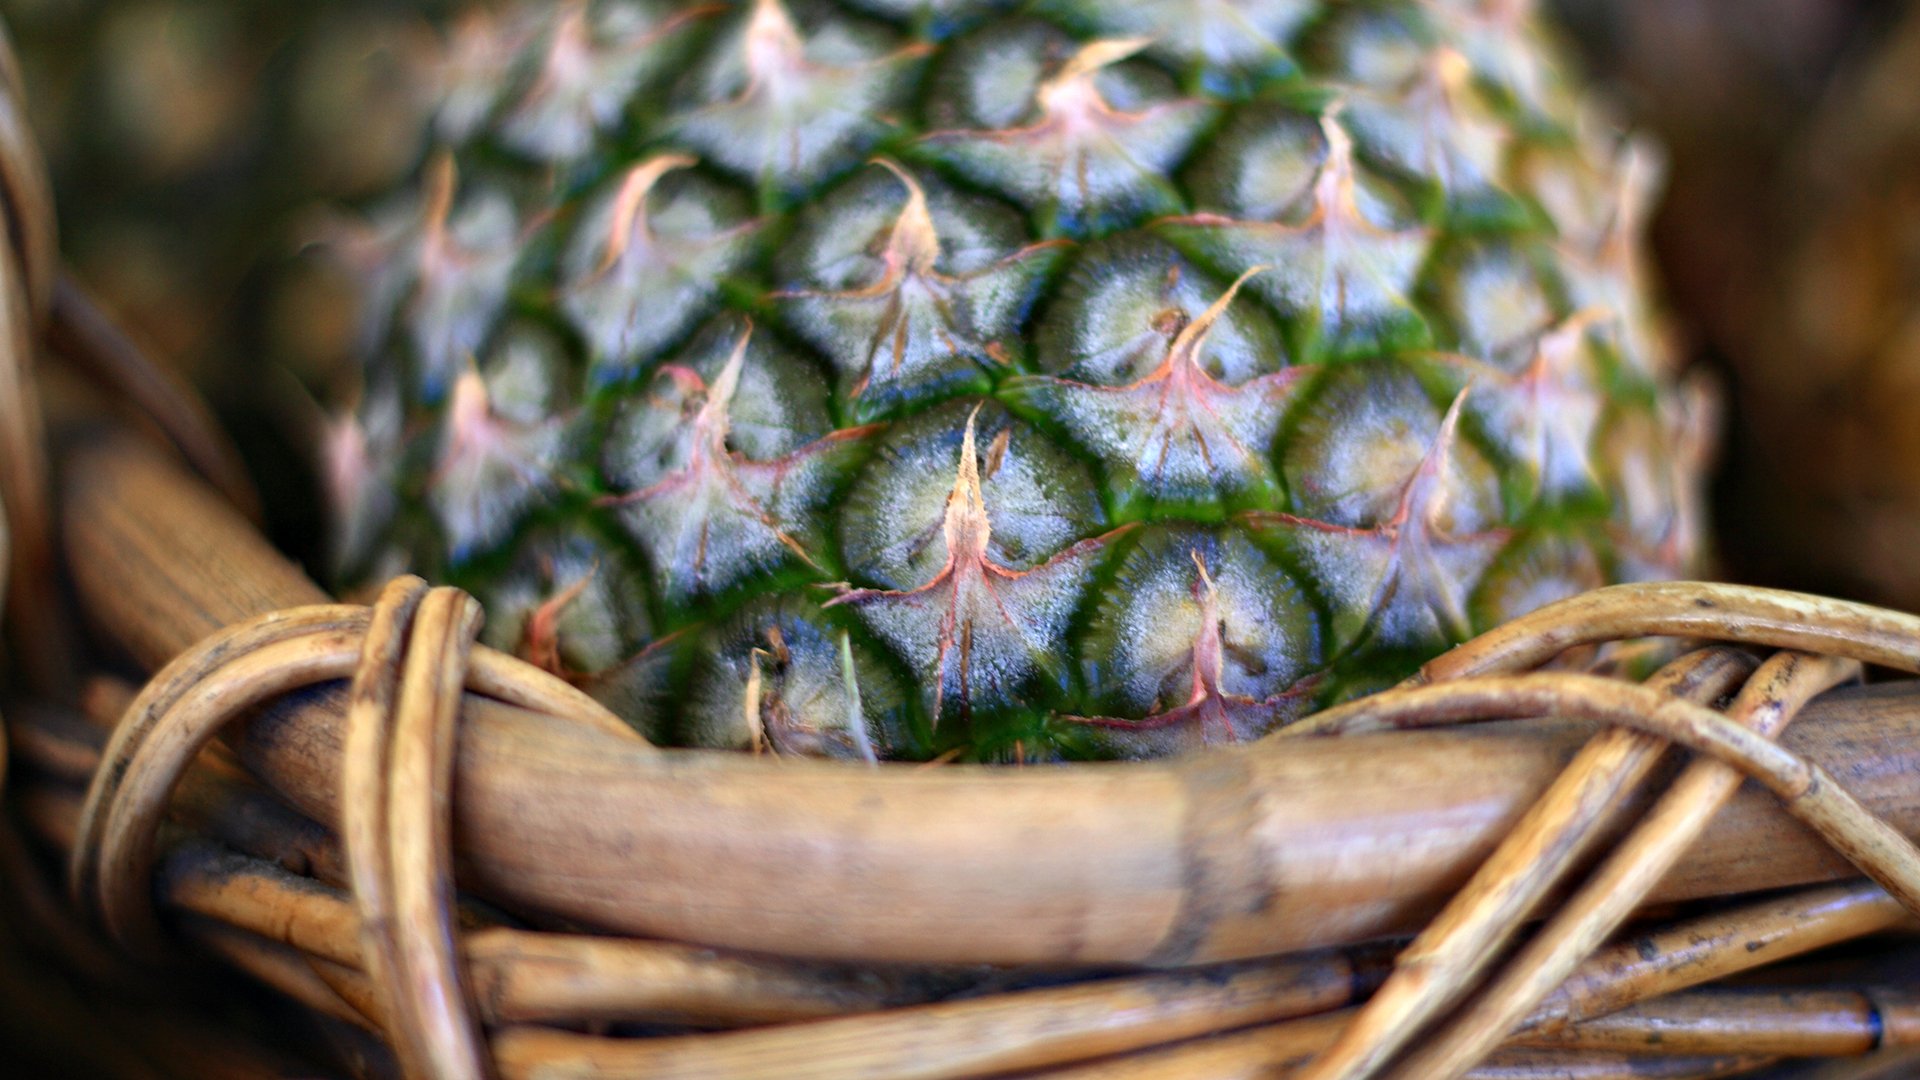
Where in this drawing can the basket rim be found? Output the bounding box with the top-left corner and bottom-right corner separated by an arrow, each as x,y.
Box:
51,433 -> 1920,969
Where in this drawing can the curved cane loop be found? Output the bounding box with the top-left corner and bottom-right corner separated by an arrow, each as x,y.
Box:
1226,583 -> 1920,1080
341,579 -> 428,1020
63,571 -> 641,1077
1286,647 -> 1761,1080
465,647 -> 647,746
1391,652 -> 1865,1079
343,578 -> 494,1080
1416,581 -> 1920,682
1278,673 -> 1920,912
71,603 -> 372,949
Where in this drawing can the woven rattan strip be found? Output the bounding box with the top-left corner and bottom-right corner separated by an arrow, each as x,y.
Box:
32,403 -> 1920,1078
63,570 -> 643,1077
38,560 -> 1920,1077
341,577 -> 489,1080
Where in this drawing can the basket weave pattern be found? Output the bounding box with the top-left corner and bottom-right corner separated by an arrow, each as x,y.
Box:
3,25 -> 1920,1080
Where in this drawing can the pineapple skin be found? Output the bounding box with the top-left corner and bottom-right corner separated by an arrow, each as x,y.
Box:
329,0 -> 1709,761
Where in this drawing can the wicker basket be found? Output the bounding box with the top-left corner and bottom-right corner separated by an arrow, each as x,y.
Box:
3,25 -> 1920,1080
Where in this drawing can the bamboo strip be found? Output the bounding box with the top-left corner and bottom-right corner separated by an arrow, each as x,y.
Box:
307,951 -> 396,1035
42,803 -> 1392,1080
1393,655 -> 1870,1079
0,30 -> 57,317
9,700 -> 113,783
18,765 -> 1399,1080
1297,668 -> 1920,910
1277,673 -> 1920,920
168,760 -> 349,887
1334,651 -> 1857,1076
459,930 -> 952,1027
0,50 -> 72,690
167,841 -> 365,968
55,436 -> 1920,967
188,915 -> 380,1033
972,878 -> 1915,1080
1016,1012 -> 1348,1080
344,582 -> 492,1080
18,702 -> 350,886
1,463 -> 10,792
1530,880 -> 1913,1031
1418,582 -> 1920,682
78,673 -> 138,725
70,589 -> 638,954
1780,1048 -> 1920,1079
0,192 -> 60,690
486,965 -> 1367,1080
1285,648 -> 1759,1079
1506,988 -> 1918,1054
28,781 -> 1906,1080
0,797 -> 138,990
9,710 -> 969,1031
75,610 -> 371,948
0,854 -> 330,1080
168,841 -> 967,1028
1019,1010 -> 1773,1080
47,708 -> 1902,1039
1459,1052 -> 1775,1079
172,835 -> 1384,1080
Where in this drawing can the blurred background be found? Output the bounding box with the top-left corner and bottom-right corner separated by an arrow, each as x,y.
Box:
4,0 -> 1920,611
4,0 -> 450,564
1555,0 -> 1920,610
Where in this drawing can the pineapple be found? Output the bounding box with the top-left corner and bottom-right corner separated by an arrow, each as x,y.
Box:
326,0 -> 1709,761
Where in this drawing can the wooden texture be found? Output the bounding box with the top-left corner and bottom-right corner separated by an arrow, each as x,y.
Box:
1395,655 -> 1876,1077
56,433 -> 1920,967
1022,1009 -> 1774,1079
18,705 -> 1910,1078
340,579 -> 492,1080
1290,648 -> 1763,1079
487,953 -> 1370,1080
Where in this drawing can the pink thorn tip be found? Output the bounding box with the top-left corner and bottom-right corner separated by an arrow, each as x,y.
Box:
943,406 -> 993,557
